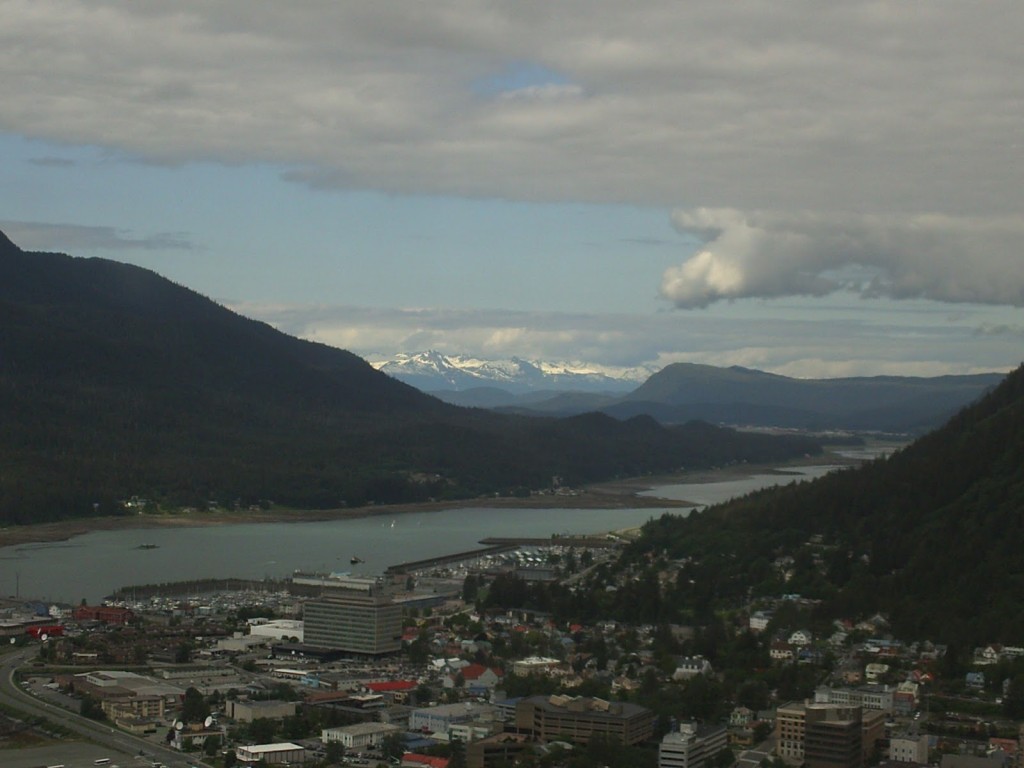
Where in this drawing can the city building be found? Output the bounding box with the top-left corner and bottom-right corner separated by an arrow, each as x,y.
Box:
248,618 -> 305,643
236,742 -> 306,765
322,722 -> 401,749
890,731 -> 929,764
302,577 -> 402,655
466,733 -> 534,768
511,656 -> 561,676
776,701 -> 884,768
402,754 -> 451,768
68,670 -> 182,721
409,702 -> 494,736
227,699 -> 298,723
513,695 -> 655,746
659,722 -> 729,768
72,605 -> 135,625
776,700 -> 809,763
804,705 -> 863,768
815,685 -> 895,713
893,682 -> 919,716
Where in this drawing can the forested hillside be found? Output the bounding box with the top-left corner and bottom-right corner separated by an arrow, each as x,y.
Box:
0,231 -> 820,524
625,362 -> 1024,645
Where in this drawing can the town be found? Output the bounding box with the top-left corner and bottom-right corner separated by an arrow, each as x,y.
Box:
2,535 -> 1020,768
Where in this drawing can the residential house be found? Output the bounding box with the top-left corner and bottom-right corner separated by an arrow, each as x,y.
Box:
789,630 -> 813,646
750,611 -> 773,633
673,656 -> 713,681
771,642 -> 796,663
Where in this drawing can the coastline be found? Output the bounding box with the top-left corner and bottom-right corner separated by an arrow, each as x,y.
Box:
0,484 -> 690,550
0,454 -> 854,550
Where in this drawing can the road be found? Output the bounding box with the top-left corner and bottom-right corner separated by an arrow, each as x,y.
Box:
0,647 -> 204,768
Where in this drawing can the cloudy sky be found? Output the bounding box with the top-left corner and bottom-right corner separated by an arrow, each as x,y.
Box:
2,0 -> 1022,377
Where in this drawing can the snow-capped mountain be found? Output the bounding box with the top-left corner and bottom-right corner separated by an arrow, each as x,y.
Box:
371,350 -> 656,395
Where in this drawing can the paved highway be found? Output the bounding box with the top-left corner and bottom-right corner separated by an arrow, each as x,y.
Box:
0,647 -> 204,768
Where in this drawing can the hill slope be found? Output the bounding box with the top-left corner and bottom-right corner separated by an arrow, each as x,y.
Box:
0,231 -> 820,524
629,361 -> 1024,644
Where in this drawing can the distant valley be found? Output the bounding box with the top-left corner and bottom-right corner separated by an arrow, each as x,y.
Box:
375,351 -> 1004,434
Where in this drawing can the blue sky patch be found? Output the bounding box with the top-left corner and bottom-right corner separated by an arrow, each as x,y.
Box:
472,61 -> 573,97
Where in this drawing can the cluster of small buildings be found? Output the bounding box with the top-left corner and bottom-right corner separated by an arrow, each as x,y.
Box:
20,544 -> 1024,768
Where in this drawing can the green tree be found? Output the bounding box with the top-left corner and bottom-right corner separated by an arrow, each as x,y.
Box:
1003,674 -> 1024,718
325,741 -> 345,765
175,640 -> 194,663
381,731 -> 406,761
415,683 -> 433,704
181,686 -> 211,724
449,737 -> 467,768
80,694 -> 106,721
462,574 -> 480,603
204,735 -> 221,757
249,717 -> 278,744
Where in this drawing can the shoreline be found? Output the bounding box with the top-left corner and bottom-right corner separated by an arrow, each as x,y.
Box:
0,454 -> 857,549
0,487 -> 690,550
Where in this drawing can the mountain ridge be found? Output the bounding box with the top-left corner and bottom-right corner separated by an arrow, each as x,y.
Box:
0,230 -> 820,524
385,349 -> 1004,434
625,359 -> 1024,644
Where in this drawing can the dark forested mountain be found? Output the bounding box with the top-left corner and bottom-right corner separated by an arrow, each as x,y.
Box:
627,361 -> 1024,645
0,230 -> 820,524
492,362 -> 1002,433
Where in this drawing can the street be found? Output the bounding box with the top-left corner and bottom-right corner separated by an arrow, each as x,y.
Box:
0,646 -> 201,768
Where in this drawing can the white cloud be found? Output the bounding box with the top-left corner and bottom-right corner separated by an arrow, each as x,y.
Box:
662,209 -> 1024,308
1,2 -> 1022,213
4,1 -> 1024,376
228,300 -> 1020,379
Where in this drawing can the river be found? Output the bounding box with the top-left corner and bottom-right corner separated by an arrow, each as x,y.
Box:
0,464 -> 844,604
639,463 -> 839,506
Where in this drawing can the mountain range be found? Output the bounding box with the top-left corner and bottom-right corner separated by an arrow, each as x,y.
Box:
0,230 -> 820,525
372,350 -> 653,395
376,351 -> 1003,434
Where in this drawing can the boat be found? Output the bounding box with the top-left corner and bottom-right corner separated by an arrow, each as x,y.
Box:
137,544 -> 159,550
350,556 -> 364,564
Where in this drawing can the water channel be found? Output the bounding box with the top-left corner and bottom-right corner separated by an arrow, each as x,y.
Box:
0,464 -> 844,604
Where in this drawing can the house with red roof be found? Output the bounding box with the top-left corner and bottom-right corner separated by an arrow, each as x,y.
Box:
442,663 -> 503,694
401,753 -> 449,768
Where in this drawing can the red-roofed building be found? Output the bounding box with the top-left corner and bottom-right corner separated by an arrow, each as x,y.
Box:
72,606 -> 135,625
26,625 -> 63,639
304,691 -> 354,705
402,753 -> 449,768
460,664 -> 503,690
